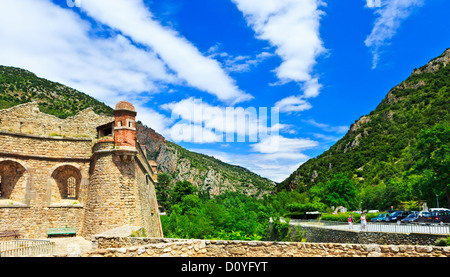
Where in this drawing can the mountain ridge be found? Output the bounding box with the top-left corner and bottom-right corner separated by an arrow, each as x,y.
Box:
279,48 -> 450,208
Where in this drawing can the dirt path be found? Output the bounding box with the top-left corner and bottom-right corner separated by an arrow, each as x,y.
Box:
48,236 -> 93,256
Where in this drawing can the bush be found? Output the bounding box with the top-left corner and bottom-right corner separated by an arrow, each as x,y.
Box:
320,212 -> 382,223
434,237 -> 450,246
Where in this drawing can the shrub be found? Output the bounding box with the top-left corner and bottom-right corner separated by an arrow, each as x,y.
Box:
434,236 -> 450,246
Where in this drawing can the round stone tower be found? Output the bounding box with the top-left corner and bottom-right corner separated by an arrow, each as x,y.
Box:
82,101 -> 163,239
113,101 -> 137,148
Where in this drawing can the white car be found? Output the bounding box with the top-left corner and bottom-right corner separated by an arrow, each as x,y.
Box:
429,208 -> 450,212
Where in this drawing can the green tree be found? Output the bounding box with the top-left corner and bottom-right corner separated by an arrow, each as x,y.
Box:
286,202 -> 326,219
155,173 -> 171,210
412,124 -> 450,207
170,180 -> 197,206
320,173 -> 357,209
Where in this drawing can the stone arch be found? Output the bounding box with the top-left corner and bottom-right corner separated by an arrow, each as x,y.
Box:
0,159 -> 31,204
49,164 -> 84,203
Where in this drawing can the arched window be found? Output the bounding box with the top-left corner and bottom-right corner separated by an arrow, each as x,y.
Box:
51,165 -> 81,203
66,176 -> 77,199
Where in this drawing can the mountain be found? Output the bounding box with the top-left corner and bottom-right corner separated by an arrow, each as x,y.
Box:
0,66 -> 113,118
0,65 -> 275,197
279,48 -> 450,204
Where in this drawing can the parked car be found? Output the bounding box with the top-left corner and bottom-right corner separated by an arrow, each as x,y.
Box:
401,213 -> 420,223
383,211 -> 411,223
418,211 -> 432,217
423,211 -> 450,223
371,213 -> 389,222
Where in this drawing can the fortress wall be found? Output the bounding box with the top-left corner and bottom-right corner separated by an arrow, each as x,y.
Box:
0,131 -> 92,158
0,102 -> 113,138
82,147 -> 132,238
82,142 -> 163,239
135,145 -> 163,238
1,100 -> 163,240
0,131 -> 92,238
87,237 -> 450,257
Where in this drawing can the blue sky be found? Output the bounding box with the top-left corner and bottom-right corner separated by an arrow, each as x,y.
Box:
0,0 -> 449,182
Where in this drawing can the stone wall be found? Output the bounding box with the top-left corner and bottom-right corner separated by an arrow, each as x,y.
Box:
0,102 -> 113,138
292,224 -> 448,246
0,101 -> 162,240
82,141 -> 162,239
134,143 -> 163,238
84,237 -> 450,257
0,131 -> 91,238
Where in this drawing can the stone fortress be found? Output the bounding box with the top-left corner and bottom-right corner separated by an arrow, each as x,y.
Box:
0,101 -> 163,239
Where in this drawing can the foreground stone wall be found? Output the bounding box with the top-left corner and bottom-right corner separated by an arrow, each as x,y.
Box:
85,237 -> 450,257
294,224 -> 448,246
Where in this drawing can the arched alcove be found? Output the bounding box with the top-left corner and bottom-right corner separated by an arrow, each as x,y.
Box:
0,159 -> 30,205
50,165 -> 82,204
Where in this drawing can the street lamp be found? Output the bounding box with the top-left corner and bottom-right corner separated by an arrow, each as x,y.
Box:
436,194 -> 439,209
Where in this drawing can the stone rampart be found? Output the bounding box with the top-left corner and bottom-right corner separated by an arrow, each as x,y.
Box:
84,237 -> 450,257
295,224 -> 449,246
0,131 -> 92,238
0,102 -> 113,138
0,101 -> 162,240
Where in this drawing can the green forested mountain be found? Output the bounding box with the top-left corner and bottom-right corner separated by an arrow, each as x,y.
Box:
0,66 -> 113,118
279,48 -> 450,210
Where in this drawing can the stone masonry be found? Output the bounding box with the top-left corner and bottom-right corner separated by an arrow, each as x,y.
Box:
83,237 -> 450,257
0,101 -> 163,239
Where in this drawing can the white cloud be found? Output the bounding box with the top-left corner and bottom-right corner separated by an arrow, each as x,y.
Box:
232,0 -> 327,98
169,123 -> 222,144
190,133 -> 318,182
304,119 -> 348,134
365,0 -> 424,68
79,0 -> 252,104
251,134 -> 318,156
0,0 -> 175,100
0,0 -> 177,136
274,95 -> 312,113
366,0 -> 382,8
0,0 -> 252,125
207,45 -> 274,73
161,97 -> 285,143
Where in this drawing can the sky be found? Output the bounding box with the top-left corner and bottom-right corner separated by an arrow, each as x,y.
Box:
0,0 -> 449,182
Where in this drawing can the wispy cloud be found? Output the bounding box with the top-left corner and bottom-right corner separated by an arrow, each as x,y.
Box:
161,97 -> 287,144
0,0 -> 252,111
0,0 -> 178,136
79,0 -> 252,104
304,119 -> 348,134
231,0 -> 327,99
207,45 -> 274,73
365,0 -> 424,68
190,133 -> 318,182
274,95 -> 312,113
